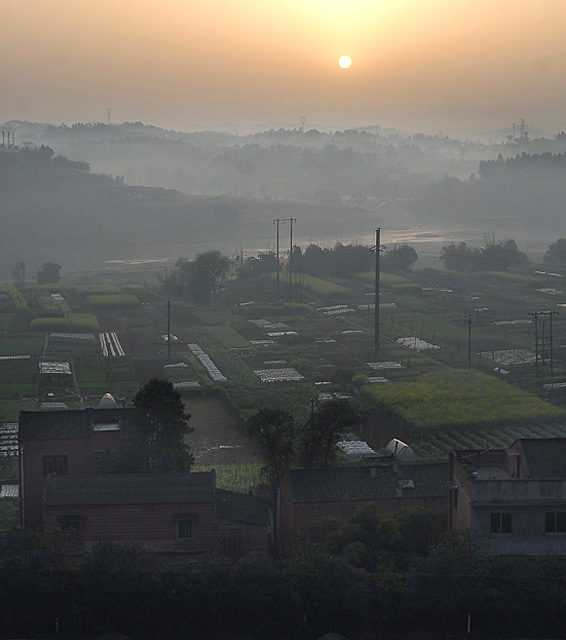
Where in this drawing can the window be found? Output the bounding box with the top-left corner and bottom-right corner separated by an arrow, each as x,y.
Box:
490,512 -> 512,533
177,519 -> 194,540
92,422 -> 120,432
43,455 -> 67,476
59,516 -> 82,539
545,512 -> 566,533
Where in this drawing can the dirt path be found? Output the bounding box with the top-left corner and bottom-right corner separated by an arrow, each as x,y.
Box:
183,394 -> 263,467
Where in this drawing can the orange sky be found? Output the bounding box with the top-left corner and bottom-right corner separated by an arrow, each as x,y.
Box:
3,0 -> 566,134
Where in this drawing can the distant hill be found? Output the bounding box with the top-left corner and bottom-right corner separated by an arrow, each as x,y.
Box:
0,145 -> 382,275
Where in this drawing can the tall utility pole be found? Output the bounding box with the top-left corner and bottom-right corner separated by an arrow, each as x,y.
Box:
374,228 -> 382,359
167,300 -> 171,359
273,219 -> 283,301
464,314 -> 474,368
529,310 -> 559,375
288,218 -> 296,291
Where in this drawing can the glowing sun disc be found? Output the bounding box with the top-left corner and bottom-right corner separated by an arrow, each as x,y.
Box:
338,55 -> 352,69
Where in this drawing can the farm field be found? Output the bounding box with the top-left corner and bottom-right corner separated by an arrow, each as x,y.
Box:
1,258 -> 566,462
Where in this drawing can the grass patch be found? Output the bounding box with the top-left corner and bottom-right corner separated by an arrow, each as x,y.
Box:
207,326 -> 251,350
296,274 -> 352,298
0,399 -> 37,421
87,294 -> 139,308
193,463 -> 263,493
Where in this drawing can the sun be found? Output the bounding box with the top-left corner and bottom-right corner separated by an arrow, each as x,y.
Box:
338,55 -> 352,69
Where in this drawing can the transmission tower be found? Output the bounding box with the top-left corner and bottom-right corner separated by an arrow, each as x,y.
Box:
529,310 -> 559,375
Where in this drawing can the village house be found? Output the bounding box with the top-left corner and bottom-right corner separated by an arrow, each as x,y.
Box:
18,399 -> 270,558
277,458 -> 450,556
450,438 -> 566,555
42,470 -> 269,558
19,401 -> 135,529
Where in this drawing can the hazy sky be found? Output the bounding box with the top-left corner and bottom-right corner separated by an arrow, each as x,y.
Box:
3,0 -> 566,135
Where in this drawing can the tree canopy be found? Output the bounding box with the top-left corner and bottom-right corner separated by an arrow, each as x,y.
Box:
381,244 -> 418,272
440,238 -> 528,272
297,398 -> 358,467
162,250 -> 231,304
544,238 -> 566,264
100,378 -> 194,474
37,262 -> 62,284
247,408 -> 295,485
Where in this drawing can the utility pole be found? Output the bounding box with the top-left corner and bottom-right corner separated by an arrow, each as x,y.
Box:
529,310 -> 559,375
167,300 -> 171,359
273,219 -> 282,301
288,218 -> 296,292
373,228 -> 383,359
464,314 -> 474,368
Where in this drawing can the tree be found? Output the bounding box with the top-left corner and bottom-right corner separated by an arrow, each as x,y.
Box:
439,242 -> 480,272
297,399 -> 358,467
11,262 -> 26,288
37,262 -> 62,284
247,409 -> 295,485
106,378 -> 193,474
544,238 -> 566,264
192,250 -> 231,304
381,244 -> 418,272
163,250 -> 231,305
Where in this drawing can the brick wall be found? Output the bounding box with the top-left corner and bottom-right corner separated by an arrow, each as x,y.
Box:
21,431 -> 127,528
279,484 -> 447,557
43,501 -> 269,557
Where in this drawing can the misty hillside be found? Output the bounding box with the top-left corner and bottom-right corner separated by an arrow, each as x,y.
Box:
4,121 -> 566,275
9,120 -> 494,200
0,144 -> 385,274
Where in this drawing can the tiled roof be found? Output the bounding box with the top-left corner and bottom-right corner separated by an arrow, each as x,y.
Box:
19,408 -> 135,441
286,461 -> 449,502
43,472 -> 215,506
514,438 -> 566,478
216,489 -> 269,526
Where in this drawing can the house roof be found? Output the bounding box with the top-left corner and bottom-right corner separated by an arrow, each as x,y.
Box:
216,489 -> 269,527
512,438 -> 566,478
285,461 -> 449,503
19,407 -> 135,442
43,472 -> 215,506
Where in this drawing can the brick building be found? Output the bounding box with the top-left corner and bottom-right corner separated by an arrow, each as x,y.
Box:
18,404 -> 270,558
450,438 -> 566,555
19,406 -> 135,528
42,471 -> 269,558
278,458 -> 450,556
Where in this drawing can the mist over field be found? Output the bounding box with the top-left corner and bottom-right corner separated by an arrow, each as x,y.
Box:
2,118 -> 566,275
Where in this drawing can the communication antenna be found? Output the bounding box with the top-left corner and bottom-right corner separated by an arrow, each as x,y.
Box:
300,116 -> 305,132
519,118 -> 528,140
107,108 -> 112,125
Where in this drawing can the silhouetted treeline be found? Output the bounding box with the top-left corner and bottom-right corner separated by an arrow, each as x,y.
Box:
1,532 -> 565,639
479,151 -> 566,179
440,238 -> 529,272
237,243 -> 417,282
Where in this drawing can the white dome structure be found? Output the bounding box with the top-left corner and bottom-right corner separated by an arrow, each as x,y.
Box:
98,393 -> 118,408
386,438 -> 415,457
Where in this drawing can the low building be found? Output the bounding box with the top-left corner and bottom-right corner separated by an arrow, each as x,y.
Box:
450,438 -> 566,555
18,402 -> 270,559
278,458 -> 450,556
43,471 -> 269,559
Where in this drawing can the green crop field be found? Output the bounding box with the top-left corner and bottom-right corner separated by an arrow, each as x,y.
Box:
363,369 -> 566,432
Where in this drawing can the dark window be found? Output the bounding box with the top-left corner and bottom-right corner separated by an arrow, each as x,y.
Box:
490,512 -> 512,533
59,517 -> 81,539
545,512 -> 566,533
43,455 -> 67,475
177,519 -> 194,540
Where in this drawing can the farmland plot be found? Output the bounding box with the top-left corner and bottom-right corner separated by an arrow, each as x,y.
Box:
99,332 -> 125,357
